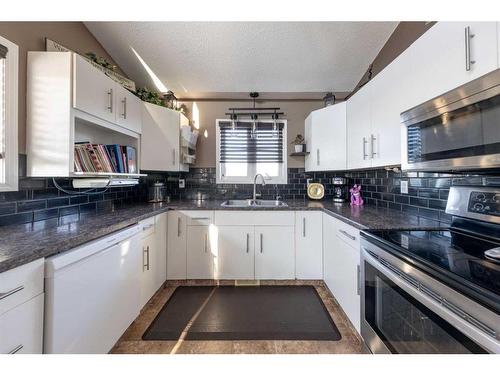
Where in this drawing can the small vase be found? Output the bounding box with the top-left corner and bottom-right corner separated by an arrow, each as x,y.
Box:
294,144 -> 304,153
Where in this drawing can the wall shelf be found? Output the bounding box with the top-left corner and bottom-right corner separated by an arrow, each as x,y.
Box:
290,152 -> 310,156
70,172 -> 147,178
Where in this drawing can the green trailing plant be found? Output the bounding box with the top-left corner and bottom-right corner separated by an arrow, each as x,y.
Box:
85,52 -> 117,71
134,87 -> 166,107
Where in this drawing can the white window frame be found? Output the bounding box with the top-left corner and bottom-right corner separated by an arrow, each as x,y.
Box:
216,119 -> 288,184
0,35 -> 18,192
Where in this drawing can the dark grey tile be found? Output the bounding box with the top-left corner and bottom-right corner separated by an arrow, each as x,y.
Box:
429,199 -> 447,210
17,200 -> 46,212
0,202 -> 16,215
70,195 -> 88,205
47,197 -> 70,208
79,202 -> 97,213
417,188 -> 439,199
418,208 -> 440,220
33,208 -> 59,221
409,197 -> 428,208
59,205 -> 79,216
0,212 -> 33,226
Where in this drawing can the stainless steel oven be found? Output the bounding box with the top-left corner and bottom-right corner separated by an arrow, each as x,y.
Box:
360,238 -> 499,354
401,68 -> 500,171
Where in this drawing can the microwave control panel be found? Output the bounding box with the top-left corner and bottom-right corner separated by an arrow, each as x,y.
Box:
468,191 -> 500,217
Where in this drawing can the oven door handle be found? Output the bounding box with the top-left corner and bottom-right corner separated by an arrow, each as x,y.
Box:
361,247 -> 500,353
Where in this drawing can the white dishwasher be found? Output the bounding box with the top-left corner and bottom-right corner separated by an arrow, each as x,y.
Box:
44,224 -> 142,354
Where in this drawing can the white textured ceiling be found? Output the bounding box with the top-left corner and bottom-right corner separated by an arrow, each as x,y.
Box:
85,22 -> 398,98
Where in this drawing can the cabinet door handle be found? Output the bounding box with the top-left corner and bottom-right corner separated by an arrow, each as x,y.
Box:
204,233 -> 208,253
316,149 -> 320,166
302,217 -> 306,237
0,285 -> 24,301
142,223 -> 154,231
143,246 -> 150,271
177,217 -> 181,237
370,134 -> 377,158
121,97 -> 127,119
339,229 -> 356,241
8,344 -> 23,354
107,88 -> 113,113
357,265 -> 361,295
465,26 -> 476,71
191,217 -> 210,220
362,137 -> 368,160
172,149 -> 176,165
147,245 -> 150,271
246,233 -> 250,253
260,233 -> 263,253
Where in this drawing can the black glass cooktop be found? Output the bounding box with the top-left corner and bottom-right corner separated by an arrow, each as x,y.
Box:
366,229 -> 500,299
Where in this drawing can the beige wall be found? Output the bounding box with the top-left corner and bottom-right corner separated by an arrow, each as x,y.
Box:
180,100 -> 324,168
0,22 -> 123,154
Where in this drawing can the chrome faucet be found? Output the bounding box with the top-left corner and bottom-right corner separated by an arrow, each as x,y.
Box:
253,174 -> 266,201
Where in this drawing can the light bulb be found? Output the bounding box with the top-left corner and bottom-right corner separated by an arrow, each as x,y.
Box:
204,129 -> 208,138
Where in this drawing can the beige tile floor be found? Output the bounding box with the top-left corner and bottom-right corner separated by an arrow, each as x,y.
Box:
110,280 -> 366,354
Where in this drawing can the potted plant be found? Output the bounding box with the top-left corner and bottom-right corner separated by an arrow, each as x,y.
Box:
291,134 -> 306,153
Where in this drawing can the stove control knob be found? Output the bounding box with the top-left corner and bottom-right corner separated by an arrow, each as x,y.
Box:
493,194 -> 500,203
475,193 -> 486,201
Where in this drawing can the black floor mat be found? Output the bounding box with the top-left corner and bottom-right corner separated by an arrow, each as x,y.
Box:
143,286 -> 341,341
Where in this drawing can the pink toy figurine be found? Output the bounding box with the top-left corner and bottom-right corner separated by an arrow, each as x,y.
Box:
350,184 -> 364,206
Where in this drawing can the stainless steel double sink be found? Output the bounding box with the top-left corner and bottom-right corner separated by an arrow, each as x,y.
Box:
220,199 -> 288,208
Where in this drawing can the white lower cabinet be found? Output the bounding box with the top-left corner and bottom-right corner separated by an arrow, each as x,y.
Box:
140,213 -> 167,307
0,294 -> 44,354
0,259 -> 45,354
217,226 -> 255,280
255,226 -> 295,280
295,211 -> 323,279
167,211 -> 187,279
186,225 -> 215,279
323,213 -> 361,333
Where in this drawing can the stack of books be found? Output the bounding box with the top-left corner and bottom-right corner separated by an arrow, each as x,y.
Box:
74,143 -> 137,174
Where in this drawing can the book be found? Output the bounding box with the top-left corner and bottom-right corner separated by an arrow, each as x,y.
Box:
125,146 -> 137,174
73,142 -> 136,174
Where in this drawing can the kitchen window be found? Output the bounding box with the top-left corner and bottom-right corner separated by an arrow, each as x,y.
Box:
216,119 -> 287,184
0,35 -> 18,191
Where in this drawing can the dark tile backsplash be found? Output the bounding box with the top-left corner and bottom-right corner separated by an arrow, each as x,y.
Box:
1,166 -> 499,227
0,177 -> 147,227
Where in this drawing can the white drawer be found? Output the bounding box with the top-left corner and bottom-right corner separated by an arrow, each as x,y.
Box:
334,219 -> 360,249
0,293 -> 44,354
181,210 -> 214,226
0,259 -> 44,316
215,211 -> 294,226
139,216 -> 156,238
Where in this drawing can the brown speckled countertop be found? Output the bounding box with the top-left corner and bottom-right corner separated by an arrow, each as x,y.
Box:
0,199 -> 445,273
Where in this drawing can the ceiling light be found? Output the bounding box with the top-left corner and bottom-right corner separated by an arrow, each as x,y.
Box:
130,46 -> 169,93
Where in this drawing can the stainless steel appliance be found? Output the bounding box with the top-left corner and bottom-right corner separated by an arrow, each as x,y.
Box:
332,177 -> 348,203
360,186 -> 500,353
148,181 -> 168,203
401,68 -> 500,171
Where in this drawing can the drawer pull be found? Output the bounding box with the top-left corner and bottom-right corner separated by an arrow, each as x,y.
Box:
260,233 -> 263,253
8,344 -> 23,354
142,223 -> 154,231
192,217 -> 210,220
339,229 -> 356,241
246,233 -> 250,253
0,285 -> 24,301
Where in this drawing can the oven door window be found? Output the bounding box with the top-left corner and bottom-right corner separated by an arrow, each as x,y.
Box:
407,94 -> 500,164
364,261 -> 487,353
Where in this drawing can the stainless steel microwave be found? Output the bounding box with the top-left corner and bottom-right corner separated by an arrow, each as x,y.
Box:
401,68 -> 500,171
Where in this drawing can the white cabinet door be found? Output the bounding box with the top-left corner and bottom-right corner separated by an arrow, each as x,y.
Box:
409,22 -> 498,107
315,103 -> 347,171
217,226 -> 255,280
115,84 -> 142,134
347,82 -> 372,170
369,49 -> 414,167
167,211 -> 187,279
304,113 -> 316,171
140,231 -> 157,307
186,226 -> 215,279
73,55 -> 115,123
0,294 -> 44,354
154,213 -> 167,290
323,214 -> 361,333
295,211 -> 323,279
141,102 -> 180,172
255,226 -> 295,279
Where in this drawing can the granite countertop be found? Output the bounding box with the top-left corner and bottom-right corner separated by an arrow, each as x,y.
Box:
0,199 -> 445,273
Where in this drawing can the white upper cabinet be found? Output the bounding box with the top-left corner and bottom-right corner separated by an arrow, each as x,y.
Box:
141,102 -> 188,172
347,82 -> 372,170
408,22 -> 498,107
115,84 -> 142,134
304,102 -> 346,172
73,54 -> 142,133
73,54 -> 116,124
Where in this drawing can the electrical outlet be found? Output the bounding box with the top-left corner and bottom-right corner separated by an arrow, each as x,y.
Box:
179,179 -> 185,188
401,180 -> 409,194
